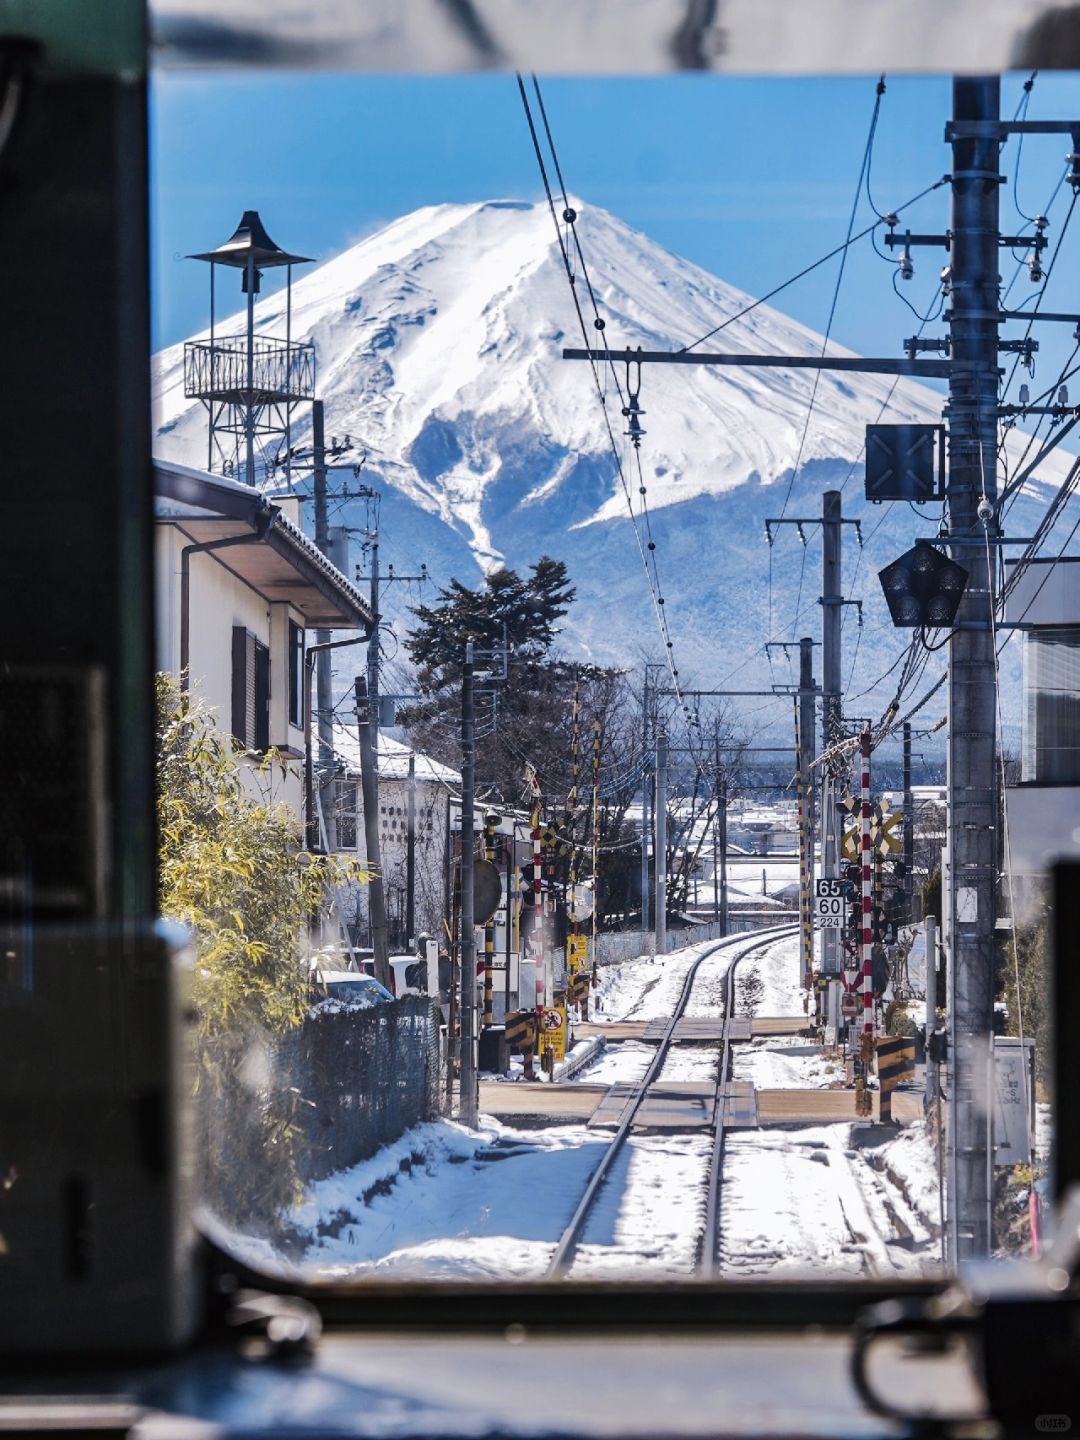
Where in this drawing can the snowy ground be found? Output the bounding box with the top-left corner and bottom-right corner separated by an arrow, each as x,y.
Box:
224,928 -> 942,1284
225,1113 -> 718,1283
591,937 -> 723,1022
713,931 -> 944,1278
733,1035 -> 844,1090
720,1120 -> 944,1278
576,1039 -> 719,1087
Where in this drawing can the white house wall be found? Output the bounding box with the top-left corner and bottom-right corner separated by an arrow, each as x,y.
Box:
341,773 -> 451,946
155,525 -> 306,816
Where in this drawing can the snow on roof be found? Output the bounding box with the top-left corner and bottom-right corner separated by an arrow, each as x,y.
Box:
330,724 -> 460,786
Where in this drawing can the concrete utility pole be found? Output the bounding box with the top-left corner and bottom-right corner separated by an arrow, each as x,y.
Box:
406,750 -> 417,946
719,771 -> 729,937
641,668 -> 653,936
903,722 -> 914,925
655,729 -> 668,956
799,636 -> 816,990
713,730 -> 721,925
366,530 -> 381,752
821,490 -> 844,988
946,75 -> 1001,1260
925,914 -> 939,1110
459,642 -> 478,1126
355,674 -> 391,990
311,402 -> 337,850
764,497 -> 855,989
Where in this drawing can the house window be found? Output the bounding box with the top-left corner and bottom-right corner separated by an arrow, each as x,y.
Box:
336,780 -> 358,851
231,626 -> 270,753
288,619 -> 304,729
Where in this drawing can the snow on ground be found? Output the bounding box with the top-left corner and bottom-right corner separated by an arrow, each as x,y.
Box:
576,1037 -> 720,1087
576,1039 -> 653,1087
720,1121 -> 942,1278
737,933 -> 805,1017
733,1035 -> 843,1090
660,1046 -> 721,1083
296,1117 -> 598,1281
592,937 -> 721,1022
242,1109 -> 721,1283
572,1134 -> 713,1277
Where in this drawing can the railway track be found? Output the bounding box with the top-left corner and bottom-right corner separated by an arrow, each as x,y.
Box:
545,923 -> 799,1278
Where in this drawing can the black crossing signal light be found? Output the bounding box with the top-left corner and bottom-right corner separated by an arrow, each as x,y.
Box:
519,866 -> 538,905
878,541 -> 968,629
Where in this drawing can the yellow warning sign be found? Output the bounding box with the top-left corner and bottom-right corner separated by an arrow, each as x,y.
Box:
567,935 -> 589,971
536,1003 -> 567,1062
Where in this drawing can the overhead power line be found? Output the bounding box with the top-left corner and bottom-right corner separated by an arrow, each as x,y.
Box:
518,72 -> 697,745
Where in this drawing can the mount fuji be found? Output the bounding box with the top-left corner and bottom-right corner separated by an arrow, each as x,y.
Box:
151,199 -> 1072,720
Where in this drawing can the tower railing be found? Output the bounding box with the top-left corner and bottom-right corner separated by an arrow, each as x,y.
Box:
183,335 -> 316,404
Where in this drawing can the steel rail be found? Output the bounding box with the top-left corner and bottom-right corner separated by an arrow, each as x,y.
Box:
545,923 -> 799,1278
700,931 -> 790,1274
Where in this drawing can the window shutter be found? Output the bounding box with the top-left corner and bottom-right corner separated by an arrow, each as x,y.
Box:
231,626 -> 248,746
253,639 -> 270,753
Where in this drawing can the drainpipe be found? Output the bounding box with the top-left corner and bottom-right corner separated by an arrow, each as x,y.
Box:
179,504 -> 279,690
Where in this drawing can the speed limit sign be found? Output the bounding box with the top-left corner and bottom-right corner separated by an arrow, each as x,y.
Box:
813,877 -> 847,930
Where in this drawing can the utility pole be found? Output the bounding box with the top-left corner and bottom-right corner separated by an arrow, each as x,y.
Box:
821,491 -> 843,1001
799,636 -> 816,992
355,674 -> 391,990
764,499 -> 858,994
640,665 -> 656,937
406,750 -> 416,946
311,402 -> 337,849
713,730 -> 720,924
366,528 -> 381,757
903,722 -> 914,925
945,75 -> 1001,1260
719,771 -> 729,937
925,914 -> 939,1110
459,642 -> 478,1126
655,729 -> 668,957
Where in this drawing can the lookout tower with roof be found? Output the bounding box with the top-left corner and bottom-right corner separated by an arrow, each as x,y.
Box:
184,210 -> 315,488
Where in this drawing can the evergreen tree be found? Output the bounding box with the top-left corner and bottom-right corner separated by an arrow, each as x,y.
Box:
406,557 -> 575,691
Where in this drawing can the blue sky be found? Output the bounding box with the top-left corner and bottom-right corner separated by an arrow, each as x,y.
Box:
151,70 -> 1080,389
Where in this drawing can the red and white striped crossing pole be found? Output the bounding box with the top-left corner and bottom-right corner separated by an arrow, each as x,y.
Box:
860,727 -> 874,1039
530,773 -> 546,1009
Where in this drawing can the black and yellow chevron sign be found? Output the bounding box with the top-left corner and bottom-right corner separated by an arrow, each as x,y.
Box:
504,1009 -> 538,1053
876,1036 -> 916,1122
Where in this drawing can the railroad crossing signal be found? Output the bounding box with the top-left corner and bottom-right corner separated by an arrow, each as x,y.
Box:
841,805 -> 903,862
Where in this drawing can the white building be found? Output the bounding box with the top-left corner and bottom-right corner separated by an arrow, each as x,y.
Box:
327,726 -> 461,948
1003,556 -> 1080,879
154,459 -> 373,818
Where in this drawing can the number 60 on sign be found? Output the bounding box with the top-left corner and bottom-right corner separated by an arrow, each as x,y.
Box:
813,877 -> 847,930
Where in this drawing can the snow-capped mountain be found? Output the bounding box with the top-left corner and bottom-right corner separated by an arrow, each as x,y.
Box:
152,200 -> 1072,719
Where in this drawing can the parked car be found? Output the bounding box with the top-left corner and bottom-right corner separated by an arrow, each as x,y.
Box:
308,970 -> 394,1015
387,954 -> 427,997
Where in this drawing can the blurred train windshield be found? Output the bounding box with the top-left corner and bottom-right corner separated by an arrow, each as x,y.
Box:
151,59 -> 1074,1283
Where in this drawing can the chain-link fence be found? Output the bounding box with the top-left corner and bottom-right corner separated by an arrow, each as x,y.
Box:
198,996 -> 443,1233
279,996 -> 443,1184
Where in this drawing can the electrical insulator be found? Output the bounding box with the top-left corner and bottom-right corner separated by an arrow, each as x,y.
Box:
939,264 -> 952,294
1019,384 -> 1030,406
1028,252 -> 1044,284
899,233 -> 914,281
1060,386 -> 1070,407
